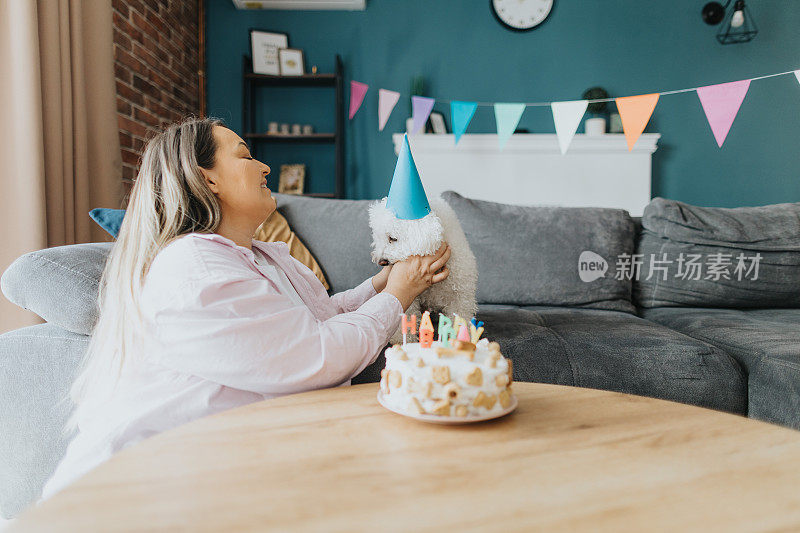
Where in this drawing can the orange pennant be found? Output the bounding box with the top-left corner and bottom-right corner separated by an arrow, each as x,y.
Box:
615,93 -> 660,151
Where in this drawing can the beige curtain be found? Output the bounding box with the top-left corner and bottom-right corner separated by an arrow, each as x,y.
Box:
0,0 -> 122,335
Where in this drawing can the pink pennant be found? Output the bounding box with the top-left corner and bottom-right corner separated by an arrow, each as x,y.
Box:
378,89 -> 400,131
411,96 -> 435,134
696,79 -> 751,148
349,81 -> 369,120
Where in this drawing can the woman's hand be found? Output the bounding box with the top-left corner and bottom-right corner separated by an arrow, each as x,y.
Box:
382,243 -> 451,311
371,264 -> 392,293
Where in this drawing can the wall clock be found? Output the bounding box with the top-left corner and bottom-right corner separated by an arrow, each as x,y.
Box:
491,0 -> 554,32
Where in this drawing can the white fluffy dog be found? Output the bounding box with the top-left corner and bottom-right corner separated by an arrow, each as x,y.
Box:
369,195 -> 478,344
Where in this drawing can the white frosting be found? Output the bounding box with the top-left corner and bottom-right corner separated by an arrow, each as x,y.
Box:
380,339 -> 514,417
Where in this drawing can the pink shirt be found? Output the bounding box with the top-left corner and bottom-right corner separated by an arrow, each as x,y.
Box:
40,232 -> 402,500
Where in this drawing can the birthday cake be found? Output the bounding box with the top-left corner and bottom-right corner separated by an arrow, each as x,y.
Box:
379,312 -> 514,418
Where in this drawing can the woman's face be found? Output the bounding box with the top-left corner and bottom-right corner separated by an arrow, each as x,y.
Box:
203,126 -> 275,224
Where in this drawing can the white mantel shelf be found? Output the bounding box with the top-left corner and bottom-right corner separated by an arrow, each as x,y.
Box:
393,133 -> 660,216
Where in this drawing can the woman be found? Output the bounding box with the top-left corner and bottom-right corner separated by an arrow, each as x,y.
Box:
41,118 -> 451,500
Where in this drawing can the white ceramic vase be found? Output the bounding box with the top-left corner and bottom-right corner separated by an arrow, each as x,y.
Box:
585,117 -> 606,136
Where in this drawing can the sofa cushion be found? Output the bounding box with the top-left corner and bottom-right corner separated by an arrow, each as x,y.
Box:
504,306 -> 747,414
0,323 -> 85,518
1,242 -> 113,336
635,197 -> 800,308
749,356 -> 800,431
254,210 -> 330,290
640,307 -> 800,429
441,191 -> 636,313
356,304 -> 747,416
274,193 -> 378,293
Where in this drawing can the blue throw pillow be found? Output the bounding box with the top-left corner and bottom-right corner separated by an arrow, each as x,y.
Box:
89,208 -> 125,239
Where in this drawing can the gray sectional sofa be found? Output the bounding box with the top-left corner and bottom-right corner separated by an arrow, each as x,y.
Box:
2,191 -> 799,518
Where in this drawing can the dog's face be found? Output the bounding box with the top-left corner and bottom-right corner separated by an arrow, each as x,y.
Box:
368,198 -> 444,266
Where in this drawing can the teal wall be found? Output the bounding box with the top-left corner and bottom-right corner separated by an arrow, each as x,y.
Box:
206,0 -> 800,206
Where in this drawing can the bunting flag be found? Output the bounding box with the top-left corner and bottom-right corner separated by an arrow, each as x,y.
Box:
551,100 -> 588,155
494,103 -> 526,150
378,89 -> 400,131
616,93 -> 660,151
352,67 -> 796,149
696,79 -> 751,148
348,81 -> 369,120
451,101 -> 478,144
411,96 -> 435,134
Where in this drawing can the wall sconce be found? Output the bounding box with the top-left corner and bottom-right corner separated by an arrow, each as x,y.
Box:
702,0 -> 758,44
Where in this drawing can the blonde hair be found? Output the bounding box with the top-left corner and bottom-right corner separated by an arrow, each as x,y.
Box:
62,117 -> 225,434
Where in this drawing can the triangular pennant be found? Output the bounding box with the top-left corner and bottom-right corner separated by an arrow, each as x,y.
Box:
494,103 -> 526,150
411,96 -> 435,134
451,101 -> 478,145
795,70 -> 800,85
615,93 -> 660,151
696,79 -> 751,148
348,81 -> 369,120
378,89 -> 400,132
551,100 -> 588,155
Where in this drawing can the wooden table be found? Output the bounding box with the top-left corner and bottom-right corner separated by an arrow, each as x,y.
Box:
14,383 -> 800,532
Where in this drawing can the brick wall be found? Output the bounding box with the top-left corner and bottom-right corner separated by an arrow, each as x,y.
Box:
112,0 -> 200,198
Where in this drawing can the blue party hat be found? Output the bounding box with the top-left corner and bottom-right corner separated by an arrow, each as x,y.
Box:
386,133 -> 431,220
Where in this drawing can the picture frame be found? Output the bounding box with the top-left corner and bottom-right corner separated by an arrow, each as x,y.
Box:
278,164 -> 305,195
429,112 -> 448,134
250,29 -> 288,75
279,48 -> 305,76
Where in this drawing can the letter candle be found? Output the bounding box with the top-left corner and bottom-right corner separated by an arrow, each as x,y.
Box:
419,328 -> 434,348
419,310 -> 434,348
420,310 -> 434,331
469,317 -> 485,344
400,314 -> 417,345
453,314 -> 469,335
437,314 -> 456,348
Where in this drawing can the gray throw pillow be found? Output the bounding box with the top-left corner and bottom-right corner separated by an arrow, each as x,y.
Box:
1,242 -> 113,336
274,193 -> 380,294
635,197 -> 800,308
442,191 -> 636,313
